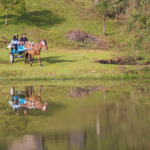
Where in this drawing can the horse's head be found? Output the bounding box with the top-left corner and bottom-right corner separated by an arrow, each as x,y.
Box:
41,40 -> 48,50
42,102 -> 49,111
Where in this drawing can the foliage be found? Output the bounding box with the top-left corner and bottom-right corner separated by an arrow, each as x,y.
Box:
96,0 -> 113,35
0,0 -> 26,24
96,0 -> 112,16
121,1 -> 150,63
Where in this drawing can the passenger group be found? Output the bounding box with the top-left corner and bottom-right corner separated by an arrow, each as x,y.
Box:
11,33 -> 28,50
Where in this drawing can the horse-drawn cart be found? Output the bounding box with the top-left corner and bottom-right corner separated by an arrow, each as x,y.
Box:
7,40 -> 48,66
8,45 -> 31,63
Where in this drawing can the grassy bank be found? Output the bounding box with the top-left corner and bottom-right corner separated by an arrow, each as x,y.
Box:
1,48 -> 150,80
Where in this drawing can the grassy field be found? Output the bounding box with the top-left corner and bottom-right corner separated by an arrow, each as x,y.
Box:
0,48 -> 150,80
0,0 -> 149,80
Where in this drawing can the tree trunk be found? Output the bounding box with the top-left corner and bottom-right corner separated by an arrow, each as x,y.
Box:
5,12 -> 7,25
95,0 -> 98,5
122,4 -> 124,15
114,5 -> 118,23
134,0 -> 137,7
103,15 -> 106,36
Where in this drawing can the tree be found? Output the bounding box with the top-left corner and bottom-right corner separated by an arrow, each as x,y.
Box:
0,0 -> 26,25
111,0 -> 127,22
96,0 -> 113,35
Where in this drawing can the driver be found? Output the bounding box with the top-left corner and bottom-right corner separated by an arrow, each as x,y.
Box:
20,33 -> 28,45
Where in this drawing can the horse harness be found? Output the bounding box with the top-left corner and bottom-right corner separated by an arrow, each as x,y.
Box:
27,42 -> 41,52
35,43 -> 41,52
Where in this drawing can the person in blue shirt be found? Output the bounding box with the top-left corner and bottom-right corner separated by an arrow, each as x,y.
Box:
11,34 -> 19,50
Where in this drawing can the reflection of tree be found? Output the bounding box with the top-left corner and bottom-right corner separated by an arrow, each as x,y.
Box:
104,91 -> 106,106
97,100 -> 150,150
7,134 -> 44,150
96,115 -> 100,150
68,131 -> 86,149
124,84 -> 150,106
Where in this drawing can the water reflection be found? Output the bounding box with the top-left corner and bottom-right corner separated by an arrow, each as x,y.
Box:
0,82 -> 150,150
9,86 -> 49,115
7,134 -> 44,150
68,131 -> 86,149
69,86 -> 101,99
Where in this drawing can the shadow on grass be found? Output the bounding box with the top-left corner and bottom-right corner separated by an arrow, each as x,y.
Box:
40,56 -> 76,64
105,32 -> 115,36
0,58 -> 10,64
15,56 -> 77,65
0,10 -> 66,29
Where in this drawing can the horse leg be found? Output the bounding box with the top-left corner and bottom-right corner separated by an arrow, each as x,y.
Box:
28,87 -> 32,97
38,85 -> 42,97
32,90 -> 35,97
31,54 -> 34,66
37,54 -> 43,66
25,86 -> 28,98
25,53 -> 30,64
27,53 -> 30,64
24,51 -> 27,64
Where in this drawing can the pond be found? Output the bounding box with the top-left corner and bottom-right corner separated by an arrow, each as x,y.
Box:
0,80 -> 150,150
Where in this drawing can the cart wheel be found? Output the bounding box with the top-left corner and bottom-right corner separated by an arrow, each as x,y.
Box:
10,86 -> 15,96
9,53 -> 14,63
27,54 -> 31,62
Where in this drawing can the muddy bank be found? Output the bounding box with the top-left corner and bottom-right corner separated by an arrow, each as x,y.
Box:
92,56 -> 150,65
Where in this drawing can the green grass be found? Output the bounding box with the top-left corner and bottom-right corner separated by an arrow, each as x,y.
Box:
0,48 -> 150,80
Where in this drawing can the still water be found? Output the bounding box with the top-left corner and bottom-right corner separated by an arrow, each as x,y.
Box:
0,81 -> 150,150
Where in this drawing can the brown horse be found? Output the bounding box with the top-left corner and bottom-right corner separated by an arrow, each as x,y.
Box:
24,40 -> 48,66
25,85 -> 49,111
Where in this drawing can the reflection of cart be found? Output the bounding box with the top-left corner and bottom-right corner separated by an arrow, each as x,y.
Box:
9,86 -> 48,111
9,45 -> 31,63
10,86 -> 32,96
10,96 -> 35,109
9,86 -> 35,109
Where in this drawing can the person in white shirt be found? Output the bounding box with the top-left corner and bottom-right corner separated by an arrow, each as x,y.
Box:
11,34 -> 19,50
12,99 -> 20,114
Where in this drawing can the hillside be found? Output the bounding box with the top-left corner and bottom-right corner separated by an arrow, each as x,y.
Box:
0,0 -> 119,49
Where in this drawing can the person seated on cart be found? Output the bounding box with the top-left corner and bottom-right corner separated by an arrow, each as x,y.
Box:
19,99 -> 29,115
20,33 -> 28,45
21,106 -> 28,115
11,34 -> 19,50
12,99 -> 20,114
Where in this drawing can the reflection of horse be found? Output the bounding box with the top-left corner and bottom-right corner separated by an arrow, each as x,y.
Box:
25,86 -> 49,111
24,40 -> 48,66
